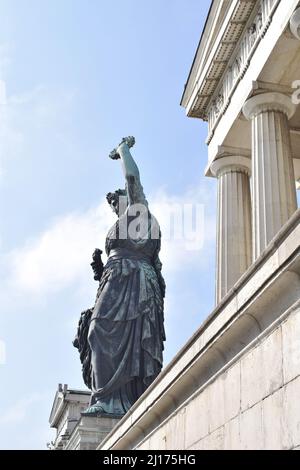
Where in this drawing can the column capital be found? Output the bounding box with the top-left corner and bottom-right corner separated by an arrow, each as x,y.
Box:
210,155 -> 251,178
290,7 -> 300,40
243,92 -> 296,120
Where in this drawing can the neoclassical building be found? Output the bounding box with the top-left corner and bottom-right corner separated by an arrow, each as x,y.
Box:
50,0 -> 300,450
181,0 -> 300,305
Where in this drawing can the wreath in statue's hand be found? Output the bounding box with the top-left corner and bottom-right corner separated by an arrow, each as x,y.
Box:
109,136 -> 136,160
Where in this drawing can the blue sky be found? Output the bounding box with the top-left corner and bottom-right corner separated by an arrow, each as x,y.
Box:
0,0 -> 217,449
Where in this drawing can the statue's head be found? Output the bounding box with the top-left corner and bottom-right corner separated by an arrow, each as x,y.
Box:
106,189 -> 128,216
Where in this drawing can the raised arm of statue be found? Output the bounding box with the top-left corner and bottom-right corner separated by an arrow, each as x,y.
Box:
109,136 -> 147,206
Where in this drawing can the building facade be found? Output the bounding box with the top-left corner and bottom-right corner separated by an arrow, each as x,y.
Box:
49,384 -> 90,449
50,0 -> 300,450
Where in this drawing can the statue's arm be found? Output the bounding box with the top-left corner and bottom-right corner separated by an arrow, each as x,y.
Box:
111,137 -> 147,206
117,140 -> 140,182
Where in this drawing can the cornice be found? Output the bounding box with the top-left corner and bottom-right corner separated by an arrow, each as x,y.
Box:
182,0 -> 285,148
181,0 -> 258,118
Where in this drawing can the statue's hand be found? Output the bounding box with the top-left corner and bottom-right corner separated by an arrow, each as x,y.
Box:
123,136 -> 135,148
109,136 -> 135,160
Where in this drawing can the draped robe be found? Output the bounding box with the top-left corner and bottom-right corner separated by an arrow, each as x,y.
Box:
87,175 -> 165,415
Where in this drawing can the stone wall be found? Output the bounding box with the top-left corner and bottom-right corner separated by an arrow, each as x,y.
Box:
136,304 -> 300,450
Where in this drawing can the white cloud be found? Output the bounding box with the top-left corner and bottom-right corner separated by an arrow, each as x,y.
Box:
2,182 -> 216,298
151,184 -> 216,272
9,201 -> 114,295
0,45 -> 216,300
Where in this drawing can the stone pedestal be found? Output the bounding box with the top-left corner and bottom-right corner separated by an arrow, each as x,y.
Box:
211,156 -> 252,303
65,414 -> 121,450
243,92 -> 297,260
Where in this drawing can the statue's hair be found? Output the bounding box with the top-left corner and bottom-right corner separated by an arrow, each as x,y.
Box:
106,188 -> 127,205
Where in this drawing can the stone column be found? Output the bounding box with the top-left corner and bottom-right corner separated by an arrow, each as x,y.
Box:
243,92 -> 297,260
290,5 -> 300,194
211,156 -> 252,304
290,7 -> 300,40
290,4 -> 300,192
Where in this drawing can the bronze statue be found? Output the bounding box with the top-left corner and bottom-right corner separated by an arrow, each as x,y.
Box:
74,137 -> 165,416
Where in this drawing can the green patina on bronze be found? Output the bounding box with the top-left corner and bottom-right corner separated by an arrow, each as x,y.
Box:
73,137 -> 166,416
